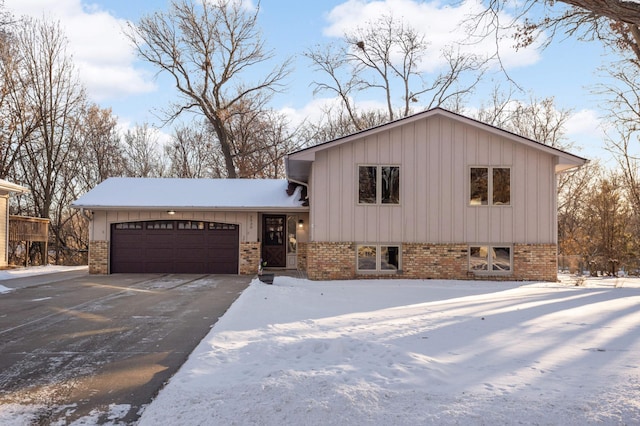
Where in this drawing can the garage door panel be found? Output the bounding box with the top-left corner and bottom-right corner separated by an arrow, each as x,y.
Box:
111,221 -> 239,274
145,247 -> 175,259
145,261 -> 176,274
207,250 -> 237,262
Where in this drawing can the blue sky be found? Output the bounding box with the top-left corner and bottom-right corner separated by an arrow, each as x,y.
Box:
4,0 -> 616,164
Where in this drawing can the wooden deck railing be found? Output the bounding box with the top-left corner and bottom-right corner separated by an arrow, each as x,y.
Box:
9,215 -> 49,242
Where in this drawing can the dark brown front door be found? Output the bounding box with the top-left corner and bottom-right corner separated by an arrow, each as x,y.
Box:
262,215 -> 286,268
110,220 -> 239,274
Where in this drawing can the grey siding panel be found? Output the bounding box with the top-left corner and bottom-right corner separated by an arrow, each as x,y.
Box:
414,121 -> 428,242
453,122 -> 466,242
309,115 -> 558,245
314,150 -> 329,240
94,211 -> 257,243
525,152 -> 539,243
328,147 -> 342,242
427,120 -> 440,241
341,145 -> 355,242
513,144 -> 526,242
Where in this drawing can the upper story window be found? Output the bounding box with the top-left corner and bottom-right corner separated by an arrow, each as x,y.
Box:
359,165 -> 400,204
470,167 -> 510,206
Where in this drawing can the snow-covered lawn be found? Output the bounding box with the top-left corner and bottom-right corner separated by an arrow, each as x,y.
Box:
137,274 -> 640,425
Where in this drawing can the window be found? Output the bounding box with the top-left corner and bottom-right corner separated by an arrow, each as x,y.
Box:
146,221 -> 173,230
287,216 -> 297,254
357,244 -> 400,272
359,165 -> 400,204
209,222 -> 238,230
114,222 -> 143,230
381,246 -> 400,270
469,245 -> 512,273
177,221 -> 205,230
470,167 -> 510,206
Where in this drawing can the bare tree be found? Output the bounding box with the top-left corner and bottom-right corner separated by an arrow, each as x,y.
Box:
300,106 -> 390,146
517,1 -> 640,27
165,122 -> 217,178
597,60 -> 640,258
76,104 -> 124,188
474,90 -> 573,149
9,17 -> 87,264
0,16 -> 38,179
581,173 -> 631,274
228,106 -> 302,178
474,1 -> 640,67
306,13 -> 485,131
122,124 -> 166,178
126,0 -> 291,178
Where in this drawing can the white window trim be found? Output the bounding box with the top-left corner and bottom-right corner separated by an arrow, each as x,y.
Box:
469,166 -> 512,207
468,244 -> 513,275
357,164 -> 401,205
357,243 -> 402,273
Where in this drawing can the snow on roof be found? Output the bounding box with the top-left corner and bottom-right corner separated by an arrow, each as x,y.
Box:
0,178 -> 28,194
71,178 -> 306,210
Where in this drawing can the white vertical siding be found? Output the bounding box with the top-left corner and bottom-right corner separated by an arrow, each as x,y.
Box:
310,115 -> 558,244
91,211 -> 259,242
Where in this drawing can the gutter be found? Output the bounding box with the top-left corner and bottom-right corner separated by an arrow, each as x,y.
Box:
70,205 -> 310,212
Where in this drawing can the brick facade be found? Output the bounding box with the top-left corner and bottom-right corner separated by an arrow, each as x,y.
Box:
239,242 -> 261,275
89,240 -> 109,274
306,242 -> 355,280
304,242 -> 558,282
512,243 -> 557,282
401,244 -> 469,279
88,237 -> 556,281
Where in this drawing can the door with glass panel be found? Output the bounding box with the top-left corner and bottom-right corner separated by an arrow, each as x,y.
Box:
262,215 -> 286,267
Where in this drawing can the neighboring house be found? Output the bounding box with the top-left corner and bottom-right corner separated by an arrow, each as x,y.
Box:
73,108 -> 586,281
0,179 -> 29,268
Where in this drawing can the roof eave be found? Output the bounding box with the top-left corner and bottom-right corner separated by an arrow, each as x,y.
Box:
0,181 -> 29,194
71,205 -> 310,212
288,107 -> 588,168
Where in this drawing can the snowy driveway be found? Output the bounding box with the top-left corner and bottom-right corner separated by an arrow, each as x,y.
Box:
0,272 -> 250,424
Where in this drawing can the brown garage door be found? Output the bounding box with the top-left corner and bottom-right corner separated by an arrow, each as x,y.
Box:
110,220 -> 239,274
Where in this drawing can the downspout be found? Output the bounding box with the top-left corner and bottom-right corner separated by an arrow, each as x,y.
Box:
79,208 -> 93,222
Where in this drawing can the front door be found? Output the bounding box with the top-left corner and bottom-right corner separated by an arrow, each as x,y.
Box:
262,215 -> 286,268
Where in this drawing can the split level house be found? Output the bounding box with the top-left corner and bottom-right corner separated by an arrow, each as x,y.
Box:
72,108 -> 587,281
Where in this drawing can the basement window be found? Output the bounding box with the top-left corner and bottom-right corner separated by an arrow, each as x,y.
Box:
469,245 -> 512,273
357,244 -> 400,272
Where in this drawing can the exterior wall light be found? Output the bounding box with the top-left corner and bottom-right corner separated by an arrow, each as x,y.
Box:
298,219 -> 304,229
167,210 -> 176,215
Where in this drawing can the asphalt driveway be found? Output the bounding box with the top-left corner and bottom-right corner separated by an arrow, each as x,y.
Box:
0,270 -> 251,424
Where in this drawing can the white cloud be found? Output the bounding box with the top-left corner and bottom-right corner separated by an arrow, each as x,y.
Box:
4,0 -> 156,102
280,96 -> 387,128
323,0 -> 541,73
565,109 -> 604,138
